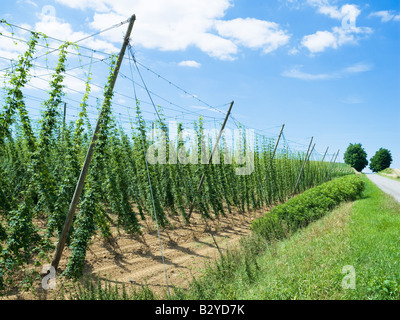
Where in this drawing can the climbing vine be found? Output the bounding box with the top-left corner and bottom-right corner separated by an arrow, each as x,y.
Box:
0,31 -> 39,150
64,56 -> 118,278
0,22 -> 354,291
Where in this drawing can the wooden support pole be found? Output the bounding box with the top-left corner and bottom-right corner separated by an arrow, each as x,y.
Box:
271,124 -> 285,160
307,143 -> 316,162
321,146 -> 329,162
292,137 -> 313,196
51,14 -> 136,270
327,149 -> 340,180
328,152 -> 336,163
325,152 -> 336,180
260,124 -> 285,203
303,142 -> 316,184
187,100 -> 234,220
62,102 -> 67,137
63,102 -> 66,128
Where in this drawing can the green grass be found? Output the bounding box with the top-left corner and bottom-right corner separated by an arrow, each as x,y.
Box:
171,175 -> 400,300
64,175 -> 400,300
346,176 -> 400,299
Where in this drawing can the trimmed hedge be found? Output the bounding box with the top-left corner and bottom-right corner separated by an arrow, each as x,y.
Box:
251,175 -> 365,240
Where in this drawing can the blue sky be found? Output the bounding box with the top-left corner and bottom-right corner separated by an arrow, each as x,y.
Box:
0,0 -> 399,170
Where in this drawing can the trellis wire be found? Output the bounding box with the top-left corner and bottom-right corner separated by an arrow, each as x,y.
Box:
128,43 -> 171,296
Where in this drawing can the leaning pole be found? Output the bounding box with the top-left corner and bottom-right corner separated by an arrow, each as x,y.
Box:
51,14 -> 136,270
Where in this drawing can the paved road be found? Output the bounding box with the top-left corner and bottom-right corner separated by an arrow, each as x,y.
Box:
366,173 -> 400,203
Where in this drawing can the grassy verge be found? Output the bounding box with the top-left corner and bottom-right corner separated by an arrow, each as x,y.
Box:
345,176 -> 400,299
170,175 -> 400,300
64,175 -> 400,300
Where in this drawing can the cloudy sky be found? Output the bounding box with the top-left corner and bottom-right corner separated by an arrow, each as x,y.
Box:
1,0 -> 399,169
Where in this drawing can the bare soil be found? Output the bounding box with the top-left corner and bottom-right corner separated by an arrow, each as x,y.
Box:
2,206 -> 267,300
380,168 -> 400,179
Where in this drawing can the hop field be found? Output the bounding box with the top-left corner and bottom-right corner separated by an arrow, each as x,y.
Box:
0,25 -> 353,293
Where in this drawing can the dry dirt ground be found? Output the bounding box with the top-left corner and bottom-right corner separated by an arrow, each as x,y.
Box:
380,168 -> 400,179
3,207 -> 267,300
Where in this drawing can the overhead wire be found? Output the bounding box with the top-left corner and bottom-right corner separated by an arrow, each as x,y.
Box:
2,19 -> 334,158
1,19 -> 327,158
0,22 -> 229,123
127,42 -> 171,296
133,59 -> 228,116
0,18 -> 131,69
129,41 -> 224,262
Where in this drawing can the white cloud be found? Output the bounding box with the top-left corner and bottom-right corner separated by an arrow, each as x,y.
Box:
317,5 -> 342,19
282,62 -> 372,80
282,66 -> 334,80
301,25 -> 372,53
195,32 -> 238,61
288,0 -> 363,25
190,105 -> 225,114
0,24 -> 29,60
334,25 -> 372,45
178,60 -> 201,68
342,62 -> 372,74
55,0 -> 111,12
29,67 -> 101,94
55,0 -> 288,60
369,11 -> 400,23
317,3 -> 361,21
288,47 -> 300,55
301,30 -> 337,53
69,0 -> 234,59
17,0 -> 38,8
214,18 -> 290,54
284,1 -> 372,54
34,12 -> 119,53
304,0 -> 361,21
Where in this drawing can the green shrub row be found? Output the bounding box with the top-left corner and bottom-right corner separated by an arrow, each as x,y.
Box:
251,175 -> 365,240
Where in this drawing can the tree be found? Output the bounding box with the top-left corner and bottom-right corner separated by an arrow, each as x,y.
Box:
344,143 -> 368,172
369,148 -> 392,173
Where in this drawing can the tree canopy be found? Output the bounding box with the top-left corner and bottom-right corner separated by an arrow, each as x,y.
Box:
369,148 -> 392,173
344,143 -> 368,172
